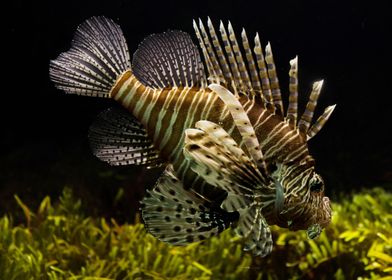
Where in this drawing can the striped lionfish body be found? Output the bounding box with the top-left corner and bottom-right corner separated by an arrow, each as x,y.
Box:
50,17 -> 335,256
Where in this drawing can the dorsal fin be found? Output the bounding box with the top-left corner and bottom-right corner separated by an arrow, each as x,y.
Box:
132,30 -> 207,88
195,18 -> 336,141
298,80 -> 324,134
286,56 -> 299,128
193,19 -> 283,108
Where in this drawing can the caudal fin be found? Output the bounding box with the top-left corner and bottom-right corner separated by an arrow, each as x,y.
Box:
49,16 -> 131,98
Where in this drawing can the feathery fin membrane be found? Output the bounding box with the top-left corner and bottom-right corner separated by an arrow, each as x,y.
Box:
89,107 -> 165,168
236,205 -> 273,257
49,16 -> 131,97
183,121 -> 273,256
132,30 -> 206,88
141,165 -> 236,246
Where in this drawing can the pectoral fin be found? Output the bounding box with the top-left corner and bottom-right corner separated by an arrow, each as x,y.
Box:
183,120 -> 266,212
236,204 -> 273,257
141,165 -> 236,246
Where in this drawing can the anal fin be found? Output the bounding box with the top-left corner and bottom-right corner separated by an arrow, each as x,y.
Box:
88,107 -> 165,168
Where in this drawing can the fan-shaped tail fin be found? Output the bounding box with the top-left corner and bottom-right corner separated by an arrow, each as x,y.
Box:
49,16 -> 131,97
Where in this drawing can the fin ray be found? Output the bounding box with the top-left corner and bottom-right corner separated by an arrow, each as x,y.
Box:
236,205 -> 273,257
132,30 -> 206,88
208,84 -> 267,172
183,120 -> 267,212
307,105 -> 336,140
50,16 -> 131,97
286,56 -> 299,127
141,165 -> 234,245
298,80 -> 324,134
265,43 -> 284,116
89,107 -> 164,168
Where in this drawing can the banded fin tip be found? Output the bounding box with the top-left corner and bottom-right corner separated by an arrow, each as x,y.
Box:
287,56 -> 299,127
298,79 -> 324,134
307,104 -> 336,140
49,16 -> 131,97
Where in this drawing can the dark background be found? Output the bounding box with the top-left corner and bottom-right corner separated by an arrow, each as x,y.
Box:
2,0 -> 391,218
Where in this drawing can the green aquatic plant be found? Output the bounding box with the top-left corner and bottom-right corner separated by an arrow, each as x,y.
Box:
250,187 -> 392,280
0,187 -> 391,279
0,188 -> 252,280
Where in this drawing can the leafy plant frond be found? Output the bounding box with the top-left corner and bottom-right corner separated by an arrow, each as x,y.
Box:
0,187 -> 391,279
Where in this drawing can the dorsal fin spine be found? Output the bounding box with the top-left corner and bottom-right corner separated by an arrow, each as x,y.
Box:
227,22 -> 252,92
287,56 -> 299,127
219,21 -> 242,95
241,29 -> 262,92
193,18 -> 335,140
254,33 -> 274,109
207,17 -> 234,85
298,80 -> 324,133
307,104 -> 336,140
265,43 -> 284,116
193,20 -> 218,83
198,19 -> 224,84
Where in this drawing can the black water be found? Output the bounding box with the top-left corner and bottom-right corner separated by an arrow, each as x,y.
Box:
2,0 -> 391,217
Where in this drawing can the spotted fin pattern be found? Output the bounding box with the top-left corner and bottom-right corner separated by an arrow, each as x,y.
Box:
88,107 -> 165,168
141,165 -> 235,245
183,120 -> 273,256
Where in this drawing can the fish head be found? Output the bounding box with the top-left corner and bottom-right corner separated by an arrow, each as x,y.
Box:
271,159 -> 331,238
285,171 -> 332,237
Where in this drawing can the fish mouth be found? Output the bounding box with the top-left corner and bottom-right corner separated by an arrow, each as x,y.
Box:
287,195 -> 332,232
305,196 -> 332,238
320,196 -> 332,227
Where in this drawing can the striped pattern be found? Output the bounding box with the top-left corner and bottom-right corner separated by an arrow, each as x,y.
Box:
88,107 -> 164,168
193,19 -> 335,140
109,71 -> 308,187
50,16 -> 336,254
49,17 -> 131,97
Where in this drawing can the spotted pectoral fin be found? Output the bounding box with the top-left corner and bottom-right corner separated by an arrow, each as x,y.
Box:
141,165 -> 235,246
235,204 -> 273,257
183,121 -> 266,204
88,107 -> 165,168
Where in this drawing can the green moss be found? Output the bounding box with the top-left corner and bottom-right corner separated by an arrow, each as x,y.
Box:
0,187 -> 391,279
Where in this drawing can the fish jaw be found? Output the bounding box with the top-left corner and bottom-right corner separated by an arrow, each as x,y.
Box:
286,193 -> 332,234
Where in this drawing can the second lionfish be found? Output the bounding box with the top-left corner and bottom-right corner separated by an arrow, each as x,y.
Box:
50,16 -> 336,256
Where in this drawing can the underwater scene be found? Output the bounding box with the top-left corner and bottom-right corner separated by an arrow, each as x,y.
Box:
3,1 -> 391,279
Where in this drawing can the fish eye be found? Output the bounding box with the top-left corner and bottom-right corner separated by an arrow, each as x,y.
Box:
309,174 -> 324,192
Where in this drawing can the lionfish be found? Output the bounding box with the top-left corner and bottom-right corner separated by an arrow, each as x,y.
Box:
50,16 -> 335,256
